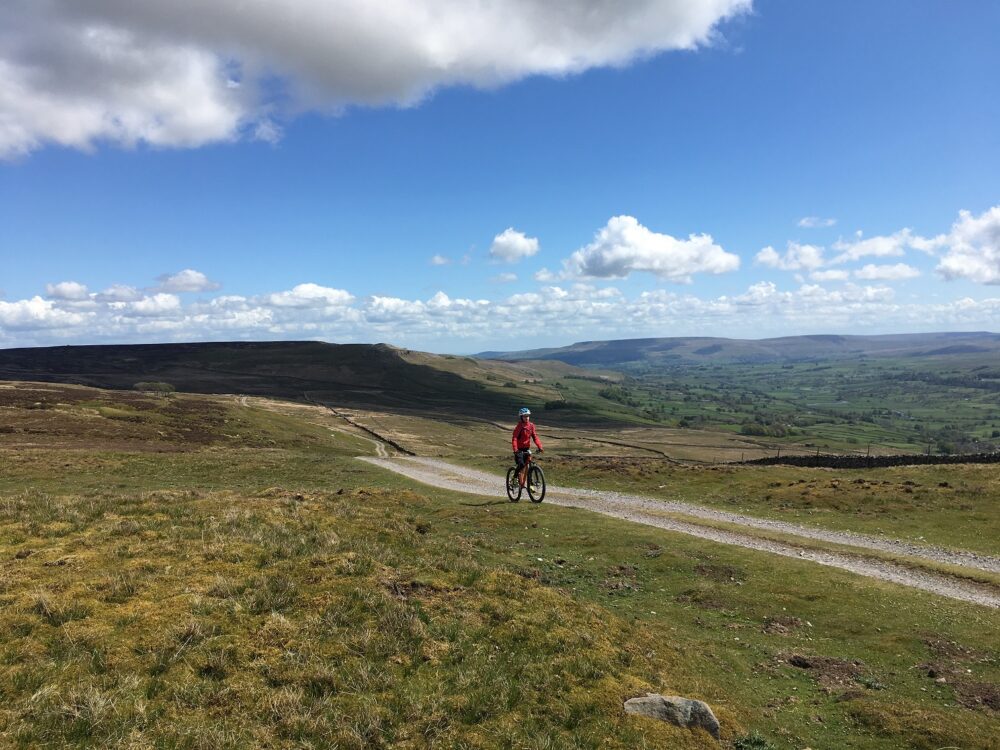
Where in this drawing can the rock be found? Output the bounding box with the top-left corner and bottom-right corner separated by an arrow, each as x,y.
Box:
624,693 -> 720,739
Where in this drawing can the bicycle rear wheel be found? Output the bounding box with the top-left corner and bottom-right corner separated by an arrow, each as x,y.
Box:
527,465 -> 546,503
506,467 -> 521,501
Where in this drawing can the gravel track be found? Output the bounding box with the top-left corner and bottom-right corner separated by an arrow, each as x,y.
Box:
359,456 -> 1000,609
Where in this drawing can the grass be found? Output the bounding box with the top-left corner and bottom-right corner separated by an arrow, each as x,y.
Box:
0,383 -> 997,748
457,454 -> 1000,557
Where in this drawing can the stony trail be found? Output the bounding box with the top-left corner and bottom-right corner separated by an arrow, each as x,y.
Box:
360,455 -> 1000,609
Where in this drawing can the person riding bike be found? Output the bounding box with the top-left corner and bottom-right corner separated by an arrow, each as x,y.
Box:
512,407 -> 543,488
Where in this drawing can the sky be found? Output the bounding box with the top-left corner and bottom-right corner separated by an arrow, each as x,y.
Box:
1,0 -> 999,353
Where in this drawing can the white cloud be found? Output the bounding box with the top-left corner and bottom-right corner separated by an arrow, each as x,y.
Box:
0,1 -> 750,157
564,215 -> 739,282
130,293 -> 182,316
5,275 -> 1000,349
45,281 -> 90,300
0,296 -> 90,330
264,283 -> 354,308
755,242 -> 825,271
831,229 -> 927,264
798,216 -> 836,228
490,228 -> 540,263
809,269 -> 850,282
534,268 -> 557,282
493,273 -> 518,283
430,254 -> 451,266
854,263 -> 920,281
97,284 -> 141,302
936,205 -> 1000,285
157,269 -> 221,293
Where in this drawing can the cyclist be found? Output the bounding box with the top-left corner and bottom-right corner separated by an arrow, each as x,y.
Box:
512,407 -> 543,488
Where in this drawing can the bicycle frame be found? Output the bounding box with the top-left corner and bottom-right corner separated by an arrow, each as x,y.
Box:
517,450 -> 534,484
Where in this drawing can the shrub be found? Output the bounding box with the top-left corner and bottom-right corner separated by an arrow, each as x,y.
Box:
133,381 -> 175,394
734,731 -> 776,750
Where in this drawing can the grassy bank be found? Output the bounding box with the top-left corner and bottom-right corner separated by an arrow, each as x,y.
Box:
1,385 -> 997,748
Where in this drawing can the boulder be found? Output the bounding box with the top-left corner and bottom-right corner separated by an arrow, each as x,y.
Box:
623,693 -> 720,739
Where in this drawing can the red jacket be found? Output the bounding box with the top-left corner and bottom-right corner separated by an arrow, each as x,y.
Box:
512,420 -> 543,452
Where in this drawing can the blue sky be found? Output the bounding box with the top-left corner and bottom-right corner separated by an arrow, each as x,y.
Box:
2,0 -> 998,352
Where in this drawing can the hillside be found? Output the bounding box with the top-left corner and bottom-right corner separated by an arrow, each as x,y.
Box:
1,382 -> 997,749
478,331 -> 1000,366
0,341 -> 535,416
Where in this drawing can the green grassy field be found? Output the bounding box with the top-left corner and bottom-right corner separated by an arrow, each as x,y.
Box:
1,384 -> 997,749
581,355 -> 1000,454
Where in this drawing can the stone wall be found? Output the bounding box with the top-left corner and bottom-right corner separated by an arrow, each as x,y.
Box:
740,452 -> 1000,469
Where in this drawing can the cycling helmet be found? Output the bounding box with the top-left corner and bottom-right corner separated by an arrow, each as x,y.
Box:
518,407 -> 531,416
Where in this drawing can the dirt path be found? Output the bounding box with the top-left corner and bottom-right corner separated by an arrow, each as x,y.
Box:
359,456 -> 1000,609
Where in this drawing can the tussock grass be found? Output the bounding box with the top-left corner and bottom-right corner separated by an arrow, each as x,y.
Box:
0,485 -> 711,748
1,385 -> 997,749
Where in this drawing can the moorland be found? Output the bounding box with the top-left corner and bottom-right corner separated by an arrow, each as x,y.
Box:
0,335 -> 998,749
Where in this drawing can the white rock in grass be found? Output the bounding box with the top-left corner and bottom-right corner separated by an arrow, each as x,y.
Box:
623,693 -> 720,739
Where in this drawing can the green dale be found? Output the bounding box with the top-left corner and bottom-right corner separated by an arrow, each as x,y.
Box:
0,336 -> 997,749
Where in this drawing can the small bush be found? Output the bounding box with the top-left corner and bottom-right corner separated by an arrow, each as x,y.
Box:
734,731 -> 776,750
133,381 -> 175,394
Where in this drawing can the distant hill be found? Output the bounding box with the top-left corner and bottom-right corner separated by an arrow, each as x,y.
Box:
477,332 -> 1000,367
0,341 -> 529,415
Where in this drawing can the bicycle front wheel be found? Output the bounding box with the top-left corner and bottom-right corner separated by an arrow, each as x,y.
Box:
527,465 -> 546,503
506,467 -> 521,502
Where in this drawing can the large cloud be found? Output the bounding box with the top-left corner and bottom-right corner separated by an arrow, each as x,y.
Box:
0,297 -> 90,331
263,283 -> 354,308
0,0 -> 750,157
936,206 -> 1000,285
564,215 -> 740,281
3,277 -> 1000,348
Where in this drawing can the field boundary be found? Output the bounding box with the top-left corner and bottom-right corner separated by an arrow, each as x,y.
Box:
740,451 -> 1000,469
303,394 -> 416,456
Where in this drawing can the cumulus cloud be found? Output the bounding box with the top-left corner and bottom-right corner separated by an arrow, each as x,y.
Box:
430,254 -> 451,266
45,281 -> 90,300
854,263 -> 920,281
98,284 -> 141,302
534,268 -> 557,282
564,215 -> 739,282
936,205 -> 1000,285
0,1 -> 750,157
263,283 -> 354,308
831,229 -> 932,264
5,275 -> 1000,349
493,273 -> 518,283
0,296 -> 90,331
156,269 -> 221,293
798,216 -> 836,228
130,293 -> 182,316
811,205 -> 1000,284
809,269 -> 849,282
755,242 -> 825,271
489,228 -> 540,263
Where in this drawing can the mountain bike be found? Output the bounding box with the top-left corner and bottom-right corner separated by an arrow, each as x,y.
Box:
506,449 -> 546,503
